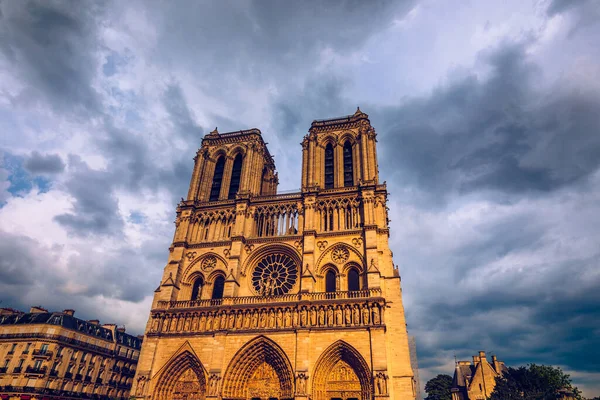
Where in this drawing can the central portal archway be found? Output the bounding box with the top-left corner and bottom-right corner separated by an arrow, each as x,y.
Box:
312,341 -> 371,400
222,336 -> 294,400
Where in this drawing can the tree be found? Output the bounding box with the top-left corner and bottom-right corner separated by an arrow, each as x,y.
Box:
424,374 -> 453,400
490,364 -> 583,400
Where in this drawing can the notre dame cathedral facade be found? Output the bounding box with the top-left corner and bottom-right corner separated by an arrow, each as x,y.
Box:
131,109 -> 416,400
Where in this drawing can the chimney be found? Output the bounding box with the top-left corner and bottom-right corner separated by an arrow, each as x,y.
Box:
117,326 -> 126,333
479,351 -> 486,361
88,320 -> 100,325
30,306 -> 48,314
492,355 -> 502,372
63,309 -> 75,316
472,355 -> 480,364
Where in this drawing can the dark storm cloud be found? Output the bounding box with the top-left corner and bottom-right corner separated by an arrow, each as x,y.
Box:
374,42 -> 600,204
0,0 -> 104,115
0,229 -> 161,330
54,155 -> 124,236
163,84 -> 204,141
148,0 -> 417,86
23,151 -> 65,174
366,33 -> 600,392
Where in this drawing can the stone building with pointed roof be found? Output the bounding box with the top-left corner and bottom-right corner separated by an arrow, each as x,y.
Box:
451,351 -> 507,400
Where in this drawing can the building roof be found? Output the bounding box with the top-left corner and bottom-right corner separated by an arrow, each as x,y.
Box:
0,310 -> 142,349
310,107 -> 369,129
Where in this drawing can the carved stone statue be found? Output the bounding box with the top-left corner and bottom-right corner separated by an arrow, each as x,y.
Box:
318,307 -> 325,326
374,372 -> 388,395
276,309 -> 283,327
268,309 -> 275,327
310,307 -> 317,326
372,305 -> 381,325
228,312 -> 235,329
344,306 -> 351,324
221,312 -> 227,329
206,313 -> 213,331
252,311 -> 258,328
260,310 -> 267,328
300,307 -> 307,327
353,306 -> 360,325
292,308 -> 299,327
136,376 -> 147,396
335,307 -> 343,325
327,307 -> 334,326
200,314 -> 206,331
213,313 -> 220,331
209,374 -> 220,396
284,309 -> 292,327
296,372 -> 308,395
362,305 -> 370,324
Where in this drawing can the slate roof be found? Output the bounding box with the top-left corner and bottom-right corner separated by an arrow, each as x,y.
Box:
0,311 -> 141,349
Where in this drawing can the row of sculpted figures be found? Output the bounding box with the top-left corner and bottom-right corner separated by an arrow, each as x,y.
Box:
149,302 -> 384,334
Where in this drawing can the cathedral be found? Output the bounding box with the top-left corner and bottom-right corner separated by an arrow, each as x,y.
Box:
131,109 -> 416,400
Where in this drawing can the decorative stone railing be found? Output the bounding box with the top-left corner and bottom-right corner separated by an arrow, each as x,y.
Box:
149,292 -> 385,336
156,289 -> 382,310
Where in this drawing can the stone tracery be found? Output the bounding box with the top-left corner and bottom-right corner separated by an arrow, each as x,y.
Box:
221,336 -> 294,400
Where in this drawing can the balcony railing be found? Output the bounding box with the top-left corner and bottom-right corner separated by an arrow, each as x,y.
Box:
32,349 -> 53,359
25,366 -> 47,376
156,289 -> 382,310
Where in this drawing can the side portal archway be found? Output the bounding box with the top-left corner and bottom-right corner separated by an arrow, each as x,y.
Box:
222,336 -> 294,400
312,341 -> 371,400
153,350 -> 207,400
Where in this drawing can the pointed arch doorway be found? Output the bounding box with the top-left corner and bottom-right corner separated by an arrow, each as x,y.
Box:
312,341 -> 371,400
222,336 -> 294,400
153,350 -> 207,400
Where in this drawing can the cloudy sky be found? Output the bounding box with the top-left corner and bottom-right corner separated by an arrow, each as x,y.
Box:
1,0 -> 599,396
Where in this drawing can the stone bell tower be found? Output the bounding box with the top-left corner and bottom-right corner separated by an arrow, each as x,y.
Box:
132,109 -> 416,400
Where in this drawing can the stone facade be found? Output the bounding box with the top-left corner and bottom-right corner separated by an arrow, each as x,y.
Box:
132,109 -> 416,400
0,307 -> 142,400
451,351 -> 507,400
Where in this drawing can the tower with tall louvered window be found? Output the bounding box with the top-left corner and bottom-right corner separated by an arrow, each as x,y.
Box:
132,108 -> 416,400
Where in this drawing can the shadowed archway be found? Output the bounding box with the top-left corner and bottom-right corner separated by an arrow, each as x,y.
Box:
222,336 -> 294,400
312,340 -> 371,400
153,349 -> 207,400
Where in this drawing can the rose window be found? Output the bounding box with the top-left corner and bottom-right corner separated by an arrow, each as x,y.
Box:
252,253 -> 298,296
331,245 -> 350,264
201,256 -> 217,272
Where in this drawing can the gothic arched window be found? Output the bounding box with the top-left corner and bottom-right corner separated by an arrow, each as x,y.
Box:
343,141 -> 354,187
228,154 -> 243,199
325,270 -> 337,293
324,143 -> 335,189
209,156 -> 226,201
191,277 -> 204,300
212,276 -> 225,299
347,268 -> 360,292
